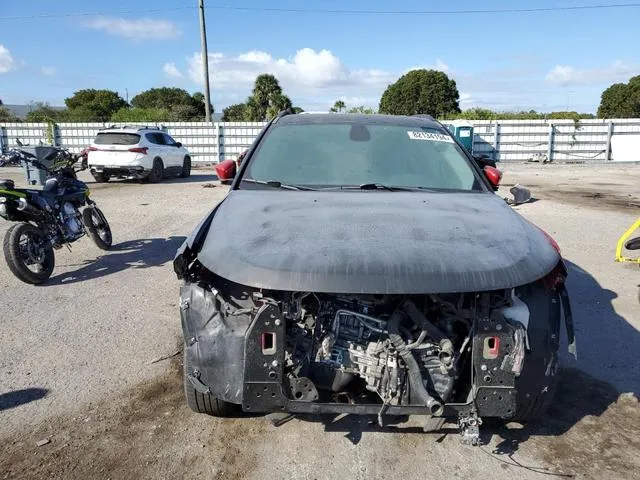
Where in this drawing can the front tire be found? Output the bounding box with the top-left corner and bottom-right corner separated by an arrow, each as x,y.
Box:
83,207 -> 112,250
3,223 -> 55,285
180,156 -> 191,178
183,346 -> 236,416
147,158 -> 164,183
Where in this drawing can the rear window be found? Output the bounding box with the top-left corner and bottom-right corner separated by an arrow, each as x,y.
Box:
94,132 -> 140,145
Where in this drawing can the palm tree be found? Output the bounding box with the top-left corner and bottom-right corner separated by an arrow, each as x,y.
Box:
330,100 -> 346,113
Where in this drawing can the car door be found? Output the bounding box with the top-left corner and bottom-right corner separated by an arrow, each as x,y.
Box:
162,133 -> 182,168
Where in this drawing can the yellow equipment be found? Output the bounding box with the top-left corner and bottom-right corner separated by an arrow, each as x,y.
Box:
615,217 -> 640,264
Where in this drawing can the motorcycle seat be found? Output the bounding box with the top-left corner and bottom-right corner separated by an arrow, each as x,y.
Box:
0,179 -> 15,190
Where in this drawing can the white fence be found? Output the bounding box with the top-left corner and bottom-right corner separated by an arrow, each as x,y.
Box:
467,119 -> 640,163
0,122 -> 265,163
1,119 -> 639,163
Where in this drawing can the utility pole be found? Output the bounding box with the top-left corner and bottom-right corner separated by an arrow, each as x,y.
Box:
198,0 -> 212,122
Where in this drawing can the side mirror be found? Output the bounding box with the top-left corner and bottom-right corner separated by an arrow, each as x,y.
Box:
175,142 -> 182,148
474,154 -> 496,169
483,166 -> 502,191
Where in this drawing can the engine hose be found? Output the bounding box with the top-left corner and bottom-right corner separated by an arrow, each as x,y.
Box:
388,311 -> 444,416
402,300 -> 448,342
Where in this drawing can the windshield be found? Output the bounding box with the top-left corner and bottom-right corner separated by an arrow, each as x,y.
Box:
242,122 -> 483,191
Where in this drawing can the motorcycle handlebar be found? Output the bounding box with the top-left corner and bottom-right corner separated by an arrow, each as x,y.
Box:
6,148 -> 88,173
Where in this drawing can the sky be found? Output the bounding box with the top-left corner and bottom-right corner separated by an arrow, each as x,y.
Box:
0,0 -> 639,113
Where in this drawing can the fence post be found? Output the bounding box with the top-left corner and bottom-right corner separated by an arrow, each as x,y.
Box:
0,126 -> 6,153
605,120 -> 613,161
547,123 -> 554,162
492,121 -> 500,161
215,122 -> 221,163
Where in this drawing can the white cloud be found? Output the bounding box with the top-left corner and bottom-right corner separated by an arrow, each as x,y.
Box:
405,58 -> 451,75
434,58 -> 450,73
162,62 -> 183,78
459,92 -> 473,105
84,16 -> 181,40
186,48 -> 396,94
0,44 -> 15,73
545,61 -> 638,86
41,66 -> 56,76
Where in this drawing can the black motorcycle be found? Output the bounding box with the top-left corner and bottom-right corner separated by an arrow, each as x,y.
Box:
0,145 -> 112,284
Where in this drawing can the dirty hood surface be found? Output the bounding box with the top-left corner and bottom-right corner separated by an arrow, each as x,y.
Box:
187,190 -> 559,294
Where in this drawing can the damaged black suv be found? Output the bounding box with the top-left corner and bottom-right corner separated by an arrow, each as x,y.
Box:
174,112 -> 575,444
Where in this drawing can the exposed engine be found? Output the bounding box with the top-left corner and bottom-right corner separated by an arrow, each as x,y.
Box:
283,293 -> 478,413
59,202 -> 84,241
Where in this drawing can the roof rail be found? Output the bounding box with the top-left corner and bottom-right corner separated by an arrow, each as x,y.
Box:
277,108 -> 294,118
411,114 -> 436,121
271,108 -> 295,124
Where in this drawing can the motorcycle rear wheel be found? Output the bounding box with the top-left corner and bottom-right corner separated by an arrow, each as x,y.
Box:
3,223 -> 55,284
83,207 -> 112,250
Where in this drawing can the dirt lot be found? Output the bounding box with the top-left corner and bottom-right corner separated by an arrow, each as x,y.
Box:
1,163 -> 639,479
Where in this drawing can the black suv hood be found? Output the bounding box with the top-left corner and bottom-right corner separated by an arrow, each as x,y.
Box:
183,190 -> 560,294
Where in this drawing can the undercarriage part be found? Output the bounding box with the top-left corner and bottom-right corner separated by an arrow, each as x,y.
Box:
458,412 -> 483,446
287,376 -> 319,402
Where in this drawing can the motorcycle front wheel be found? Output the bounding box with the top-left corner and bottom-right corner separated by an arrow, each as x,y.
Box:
3,223 -> 55,284
83,206 -> 112,250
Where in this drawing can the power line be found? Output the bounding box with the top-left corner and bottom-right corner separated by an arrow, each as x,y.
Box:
0,6 -> 193,21
204,3 -> 640,15
1,3 -> 639,20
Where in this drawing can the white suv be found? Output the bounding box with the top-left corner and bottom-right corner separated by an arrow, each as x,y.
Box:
87,127 -> 191,183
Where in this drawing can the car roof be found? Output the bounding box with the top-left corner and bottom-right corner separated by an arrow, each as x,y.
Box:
276,113 -> 442,129
96,126 -> 165,134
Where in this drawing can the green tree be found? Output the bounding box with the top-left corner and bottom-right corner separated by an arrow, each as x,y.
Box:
265,93 -> 293,120
379,69 -> 460,117
190,91 -> 212,118
169,104 -> 201,121
64,89 -> 127,121
0,106 -> 19,122
330,100 -> 346,113
111,107 -> 173,122
25,103 -> 66,122
597,76 -> 640,118
245,74 -> 287,121
131,87 -> 194,109
347,106 -> 376,114
130,87 -> 208,120
222,103 -> 248,121
292,106 -> 305,114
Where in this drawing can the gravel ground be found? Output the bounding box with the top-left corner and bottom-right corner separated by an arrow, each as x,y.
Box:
0,163 -> 639,479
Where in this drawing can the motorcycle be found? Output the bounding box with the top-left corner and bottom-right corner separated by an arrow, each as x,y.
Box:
0,144 -> 112,284
0,150 -> 21,167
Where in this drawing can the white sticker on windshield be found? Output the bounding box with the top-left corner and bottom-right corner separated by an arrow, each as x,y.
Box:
407,131 -> 455,143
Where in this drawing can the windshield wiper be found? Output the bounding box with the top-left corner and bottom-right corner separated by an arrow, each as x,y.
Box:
330,183 -> 437,192
241,179 -> 315,190
359,182 -> 396,191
